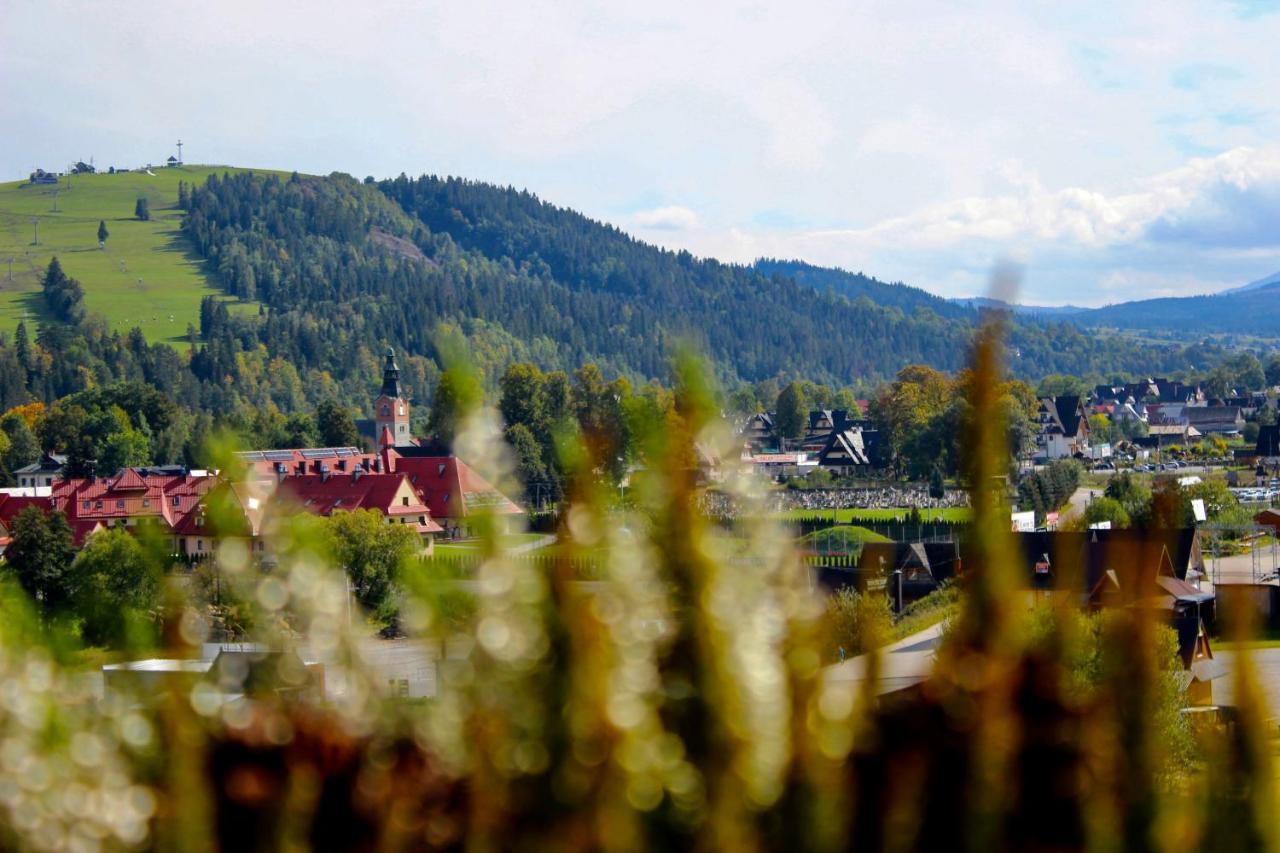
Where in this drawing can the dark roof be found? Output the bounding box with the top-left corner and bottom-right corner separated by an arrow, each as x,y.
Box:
967,528 -> 1205,596
379,348 -> 404,399
1184,406 -> 1242,425
817,428 -> 870,468
14,453 -> 67,475
1054,396 -> 1085,438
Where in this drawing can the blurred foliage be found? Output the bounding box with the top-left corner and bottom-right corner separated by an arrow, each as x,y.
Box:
0,313 -> 1272,851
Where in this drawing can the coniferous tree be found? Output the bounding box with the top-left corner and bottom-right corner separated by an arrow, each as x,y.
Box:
97,220 -> 109,247
316,399 -> 359,448
134,197 -> 150,221
776,382 -> 807,441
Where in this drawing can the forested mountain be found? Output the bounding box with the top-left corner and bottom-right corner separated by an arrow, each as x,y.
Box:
1072,281 -> 1280,337
0,168 -> 1243,434
751,258 -> 971,320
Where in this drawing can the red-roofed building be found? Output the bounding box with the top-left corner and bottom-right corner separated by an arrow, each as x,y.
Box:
386,450 -> 524,538
50,467 -> 218,549
274,471 -> 442,552
0,494 -> 61,553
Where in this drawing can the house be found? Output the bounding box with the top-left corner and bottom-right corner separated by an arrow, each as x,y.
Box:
14,452 -> 67,489
816,427 -> 872,476
380,446 -> 524,538
51,467 -> 218,549
985,528 -> 1220,703
1034,396 -> 1090,459
0,494 -> 62,554
1183,406 -> 1245,436
1256,509 -> 1280,536
742,412 -> 776,450
273,471 -> 443,553
805,409 -> 854,439
813,540 -> 961,608
165,156 -> 180,168
28,169 -> 58,185
1143,423 -> 1201,448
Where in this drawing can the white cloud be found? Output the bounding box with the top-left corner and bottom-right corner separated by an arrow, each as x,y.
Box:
633,146 -> 1280,304
7,1 -> 1280,306
633,205 -> 701,230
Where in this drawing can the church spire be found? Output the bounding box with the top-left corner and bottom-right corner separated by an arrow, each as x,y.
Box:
380,348 -> 403,398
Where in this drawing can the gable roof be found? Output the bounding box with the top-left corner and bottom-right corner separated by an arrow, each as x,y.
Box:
391,455 -> 523,519
817,428 -> 870,468
1053,396 -> 1085,438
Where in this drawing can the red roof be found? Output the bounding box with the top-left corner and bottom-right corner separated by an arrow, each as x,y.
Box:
51,471 -> 217,536
274,473 -> 442,533
390,455 -> 523,520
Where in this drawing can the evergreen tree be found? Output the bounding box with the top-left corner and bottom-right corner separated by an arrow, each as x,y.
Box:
14,321 -> 30,378
929,464 -> 946,500
97,220 -> 109,247
315,399 -> 359,448
776,381 -> 807,441
134,197 -> 151,221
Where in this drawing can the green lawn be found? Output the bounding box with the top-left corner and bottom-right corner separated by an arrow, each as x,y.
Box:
433,532 -> 554,555
0,165 -> 274,344
775,507 -> 970,523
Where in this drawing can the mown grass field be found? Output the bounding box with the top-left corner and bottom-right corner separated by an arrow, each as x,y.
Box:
0,165 -> 273,344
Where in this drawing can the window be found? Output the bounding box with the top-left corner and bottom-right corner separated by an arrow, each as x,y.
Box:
172,496 -> 180,506
95,500 -> 103,509
142,499 -> 150,508
197,540 -> 204,551
382,405 -> 390,416
83,500 -> 90,509
397,404 -> 404,416
116,500 -> 125,509
402,496 -> 409,506
419,515 -> 426,524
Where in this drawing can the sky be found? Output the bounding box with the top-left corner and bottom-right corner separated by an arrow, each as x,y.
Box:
6,0 -> 1280,306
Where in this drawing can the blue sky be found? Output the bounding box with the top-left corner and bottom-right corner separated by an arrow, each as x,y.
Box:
6,0 -> 1280,305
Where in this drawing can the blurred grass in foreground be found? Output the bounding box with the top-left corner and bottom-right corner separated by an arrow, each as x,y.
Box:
0,309 -> 1273,851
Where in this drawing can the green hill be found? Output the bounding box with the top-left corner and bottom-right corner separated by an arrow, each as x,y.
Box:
0,166 -> 266,344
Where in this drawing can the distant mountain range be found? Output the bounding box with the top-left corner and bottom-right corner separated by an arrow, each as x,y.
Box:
947,296 -> 1087,317
1068,278 -> 1280,337
1221,270 -> 1280,295
767,256 -> 1280,339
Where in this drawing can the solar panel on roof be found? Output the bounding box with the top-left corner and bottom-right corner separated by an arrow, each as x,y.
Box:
262,451 -> 294,461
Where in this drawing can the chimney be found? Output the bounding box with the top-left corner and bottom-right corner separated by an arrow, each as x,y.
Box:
321,470 -> 330,483
351,469 -> 363,484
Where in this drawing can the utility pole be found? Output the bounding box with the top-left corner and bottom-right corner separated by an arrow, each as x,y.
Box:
7,257 -> 12,282
177,139 -> 184,165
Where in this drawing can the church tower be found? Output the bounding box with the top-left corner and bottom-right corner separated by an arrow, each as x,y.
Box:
374,348 -> 411,447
